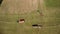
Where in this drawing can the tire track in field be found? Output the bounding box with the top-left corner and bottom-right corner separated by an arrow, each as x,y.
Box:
39,0 -> 47,15
39,0 -> 48,25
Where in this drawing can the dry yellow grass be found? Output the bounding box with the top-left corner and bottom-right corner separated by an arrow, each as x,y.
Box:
0,0 -> 38,14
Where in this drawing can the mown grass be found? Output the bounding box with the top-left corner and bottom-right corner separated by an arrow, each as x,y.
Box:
44,0 -> 60,34
0,9 -> 60,34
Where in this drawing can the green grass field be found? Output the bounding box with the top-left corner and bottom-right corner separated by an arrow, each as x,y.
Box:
0,0 -> 60,34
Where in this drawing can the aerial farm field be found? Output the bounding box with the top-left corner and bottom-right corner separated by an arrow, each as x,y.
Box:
0,0 -> 60,34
